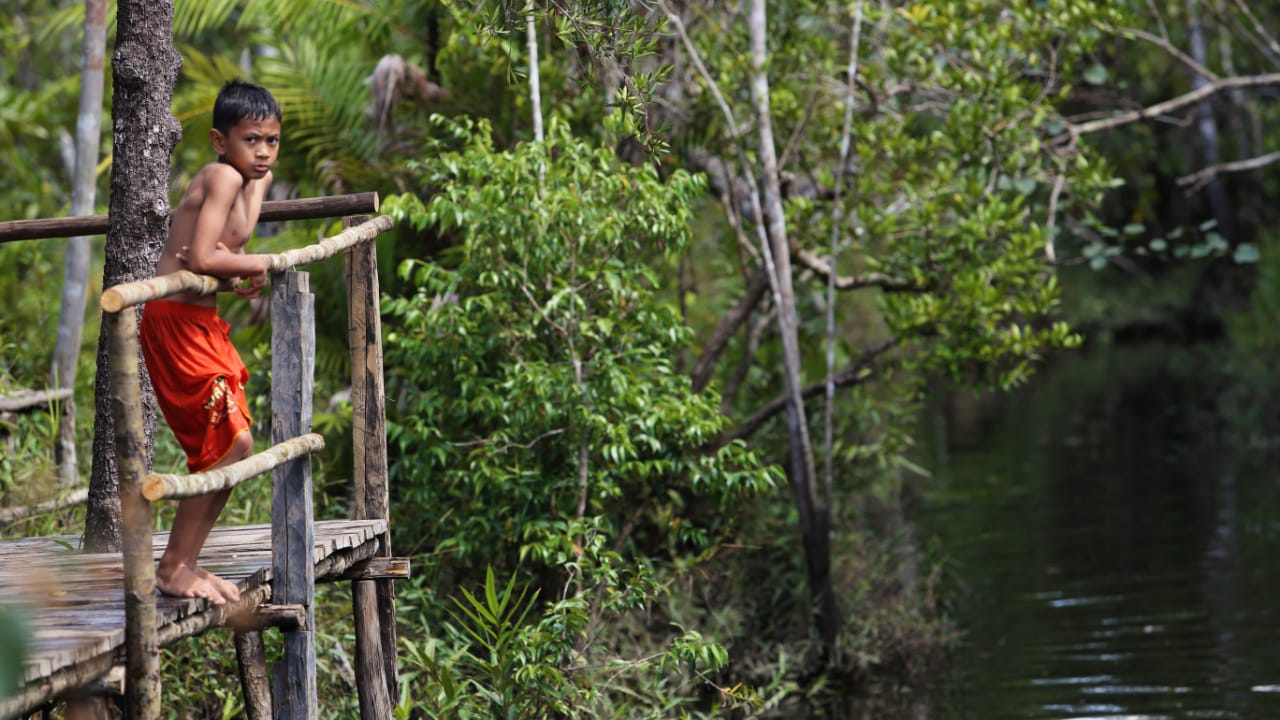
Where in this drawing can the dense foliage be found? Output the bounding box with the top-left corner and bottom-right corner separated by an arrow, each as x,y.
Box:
5,0 -> 1280,717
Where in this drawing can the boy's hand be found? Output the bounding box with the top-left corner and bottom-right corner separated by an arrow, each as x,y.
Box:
235,270 -> 268,299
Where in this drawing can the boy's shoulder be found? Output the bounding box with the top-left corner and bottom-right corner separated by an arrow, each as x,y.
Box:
193,161 -> 245,188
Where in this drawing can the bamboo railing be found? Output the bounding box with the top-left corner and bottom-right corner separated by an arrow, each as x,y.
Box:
98,204 -> 400,720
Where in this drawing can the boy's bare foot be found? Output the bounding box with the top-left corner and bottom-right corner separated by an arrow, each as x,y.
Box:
193,566 -> 242,604
156,562 -> 228,605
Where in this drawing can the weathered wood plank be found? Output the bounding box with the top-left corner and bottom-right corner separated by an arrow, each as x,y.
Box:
2,519 -> 382,717
271,270 -> 318,720
345,215 -> 399,717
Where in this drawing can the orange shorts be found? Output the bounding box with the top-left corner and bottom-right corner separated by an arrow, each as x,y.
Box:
140,299 -> 253,472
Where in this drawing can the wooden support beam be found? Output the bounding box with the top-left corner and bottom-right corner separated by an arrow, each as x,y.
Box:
338,557 -> 411,581
0,651 -> 115,719
104,309 -> 160,720
234,631 -> 271,720
142,434 -> 324,501
62,665 -> 126,700
100,215 -> 394,312
0,192 -> 379,243
345,215 -> 399,719
239,603 -> 309,632
270,271 -> 317,720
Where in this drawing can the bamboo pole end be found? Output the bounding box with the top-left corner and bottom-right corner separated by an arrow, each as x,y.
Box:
100,288 -> 125,313
141,475 -> 166,502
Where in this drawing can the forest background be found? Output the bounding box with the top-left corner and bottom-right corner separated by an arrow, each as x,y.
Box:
3,0 -> 1280,717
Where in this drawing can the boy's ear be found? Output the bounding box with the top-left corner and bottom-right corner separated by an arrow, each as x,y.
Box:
209,128 -> 227,156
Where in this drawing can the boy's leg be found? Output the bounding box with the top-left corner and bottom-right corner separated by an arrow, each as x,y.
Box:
156,430 -> 253,605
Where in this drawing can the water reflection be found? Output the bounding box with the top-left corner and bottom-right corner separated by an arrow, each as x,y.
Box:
914,344 -> 1280,720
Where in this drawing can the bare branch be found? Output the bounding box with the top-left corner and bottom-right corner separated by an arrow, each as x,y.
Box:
691,269 -> 771,393
1177,149 -> 1280,192
1069,73 -> 1280,135
1108,25 -> 1218,80
714,340 -> 896,448
792,247 -> 915,291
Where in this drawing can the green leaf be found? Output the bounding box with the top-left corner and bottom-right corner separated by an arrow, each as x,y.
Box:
1083,63 -> 1109,85
1233,243 -> 1261,264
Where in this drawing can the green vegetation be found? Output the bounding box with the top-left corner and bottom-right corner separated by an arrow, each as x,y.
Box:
5,0 -> 1280,717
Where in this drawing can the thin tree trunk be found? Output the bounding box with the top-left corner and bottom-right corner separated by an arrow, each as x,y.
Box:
85,0 -> 182,553
1186,0 -> 1233,240
746,0 -> 837,654
825,1 -> 864,506
51,0 -> 108,489
526,2 -> 544,143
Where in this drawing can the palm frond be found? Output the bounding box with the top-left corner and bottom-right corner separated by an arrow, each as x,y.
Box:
173,0 -> 240,40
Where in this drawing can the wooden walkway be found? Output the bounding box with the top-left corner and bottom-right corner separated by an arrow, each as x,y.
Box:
0,519 -> 386,718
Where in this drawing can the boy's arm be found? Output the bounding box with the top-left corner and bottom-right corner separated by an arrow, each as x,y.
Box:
183,164 -> 268,280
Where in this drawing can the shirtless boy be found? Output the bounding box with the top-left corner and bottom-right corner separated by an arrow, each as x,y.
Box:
140,79 -> 281,605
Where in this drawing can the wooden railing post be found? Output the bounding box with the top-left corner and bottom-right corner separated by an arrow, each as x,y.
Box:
270,271 -> 317,719
344,215 -> 398,717
105,308 -> 160,720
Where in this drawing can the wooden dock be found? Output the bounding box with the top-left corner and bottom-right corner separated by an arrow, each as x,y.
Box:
0,519 -> 386,719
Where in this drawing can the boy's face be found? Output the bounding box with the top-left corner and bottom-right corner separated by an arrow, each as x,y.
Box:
210,116 -> 281,181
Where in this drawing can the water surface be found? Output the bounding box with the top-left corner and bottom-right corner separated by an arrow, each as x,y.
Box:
915,343 -> 1280,719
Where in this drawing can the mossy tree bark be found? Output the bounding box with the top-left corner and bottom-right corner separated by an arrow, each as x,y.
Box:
85,0 -> 182,553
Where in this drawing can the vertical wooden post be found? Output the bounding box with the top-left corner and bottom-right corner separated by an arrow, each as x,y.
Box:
106,308 -> 160,720
234,630 -> 271,720
344,215 -> 398,717
271,271 -> 317,719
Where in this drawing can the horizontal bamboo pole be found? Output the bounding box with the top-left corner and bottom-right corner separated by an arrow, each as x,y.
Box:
99,271 -> 228,312
0,387 -> 73,412
0,487 -> 88,524
261,214 -> 394,273
0,192 -> 379,244
99,215 -> 394,312
143,433 -> 324,501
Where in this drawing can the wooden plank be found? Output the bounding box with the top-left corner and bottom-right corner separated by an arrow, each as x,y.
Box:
271,270 -> 318,720
345,215 -> 399,717
1,519 -> 385,708
0,192 -> 379,243
339,557 -> 411,581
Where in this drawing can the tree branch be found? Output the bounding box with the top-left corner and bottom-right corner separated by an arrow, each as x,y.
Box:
1177,149 -> 1280,191
792,247 -> 916,291
712,340 -> 895,449
690,269 -> 771,393
1108,25 -> 1217,80
1068,72 -> 1280,135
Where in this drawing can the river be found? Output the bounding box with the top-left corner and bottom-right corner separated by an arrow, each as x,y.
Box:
911,341 -> 1280,719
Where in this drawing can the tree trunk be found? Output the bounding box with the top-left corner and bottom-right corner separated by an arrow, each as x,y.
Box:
85,0 -> 182,553
51,0 -> 108,488
526,2 -> 544,143
746,0 -> 837,654
1186,0 -> 1233,241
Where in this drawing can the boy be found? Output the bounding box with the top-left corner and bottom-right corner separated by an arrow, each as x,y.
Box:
140,79 -> 281,606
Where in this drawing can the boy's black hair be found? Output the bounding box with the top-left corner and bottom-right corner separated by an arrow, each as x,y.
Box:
212,79 -> 282,134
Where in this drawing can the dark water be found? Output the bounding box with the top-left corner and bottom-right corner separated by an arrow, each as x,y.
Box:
913,343 -> 1280,719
